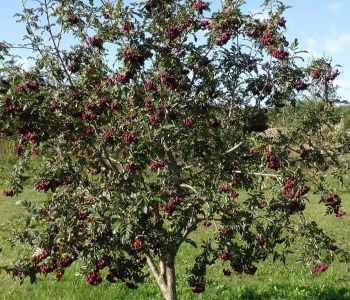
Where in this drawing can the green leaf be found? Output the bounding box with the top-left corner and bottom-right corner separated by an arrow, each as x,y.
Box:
185,239 -> 197,248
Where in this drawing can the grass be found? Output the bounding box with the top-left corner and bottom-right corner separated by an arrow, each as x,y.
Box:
0,153 -> 350,299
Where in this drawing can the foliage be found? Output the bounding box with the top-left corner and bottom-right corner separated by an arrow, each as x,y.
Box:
0,0 -> 350,299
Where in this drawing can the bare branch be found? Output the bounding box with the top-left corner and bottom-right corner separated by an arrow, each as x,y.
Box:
145,253 -> 160,281
44,0 -> 74,87
223,142 -> 243,155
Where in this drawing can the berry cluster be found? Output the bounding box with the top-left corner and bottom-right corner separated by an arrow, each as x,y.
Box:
258,202 -> 266,209
137,257 -> 147,264
124,112 -> 138,121
312,263 -> 328,273
77,213 -> 88,220
149,115 -> 160,124
219,207 -> 228,214
115,70 -> 134,84
159,45 -> 172,53
227,119 -> 235,126
170,198 -> 182,205
101,129 -> 114,143
296,186 -> 310,197
34,181 -> 51,191
160,73 -> 178,89
270,46 -> 289,59
32,250 -> 49,264
123,133 -> 138,143
88,36 -> 102,47
193,0 -> 205,11
265,152 -> 280,170
300,149 -> 308,158
189,282 -> 205,293
312,69 -> 321,79
17,81 -> 39,92
150,161 -> 164,169
183,118 -> 195,126
156,109 -> 164,117
145,81 -> 154,90
98,97 -> 109,108
181,19 -> 191,29
230,191 -> 239,199
295,80 -> 308,91
144,97 -> 153,111
218,253 -> 230,260
216,31 -> 232,46
86,271 -> 102,285
123,50 -> 145,64
2,130 -> 13,137
97,260 -> 106,270
124,162 -> 140,172
161,203 -> 175,213
67,65 -> 80,73
84,128 -> 95,135
218,185 -> 229,192
110,103 -> 119,112
82,113 -> 97,121
260,30 -> 273,45
222,269 -> 231,276
277,17 -> 286,28
166,26 -> 182,39
123,23 -> 131,33
40,265 -> 55,274
68,14 -> 78,24
283,178 -> 295,189
55,257 -> 74,268
72,92 -> 83,100
2,190 -> 14,196
286,200 -> 303,215
256,236 -> 267,245
83,103 -> 96,111
336,210 -> 345,218
202,221 -> 211,228
244,266 -> 258,275
13,146 -> 22,155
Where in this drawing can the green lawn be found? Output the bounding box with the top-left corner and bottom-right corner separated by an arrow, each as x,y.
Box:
0,154 -> 350,299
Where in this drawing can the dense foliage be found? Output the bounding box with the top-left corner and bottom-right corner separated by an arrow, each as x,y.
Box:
0,0 -> 349,299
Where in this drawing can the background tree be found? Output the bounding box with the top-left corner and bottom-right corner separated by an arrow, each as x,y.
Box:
0,1 -> 349,299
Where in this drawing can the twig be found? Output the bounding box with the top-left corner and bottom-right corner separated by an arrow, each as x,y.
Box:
223,142 -> 243,155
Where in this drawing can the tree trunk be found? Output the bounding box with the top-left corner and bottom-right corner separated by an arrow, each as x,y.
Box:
146,255 -> 178,300
163,259 -> 177,300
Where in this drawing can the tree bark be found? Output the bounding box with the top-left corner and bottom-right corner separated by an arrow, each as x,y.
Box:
146,254 -> 178,300
163,259 -> 177,300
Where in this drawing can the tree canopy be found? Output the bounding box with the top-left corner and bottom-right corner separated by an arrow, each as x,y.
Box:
0,1 -> 349,299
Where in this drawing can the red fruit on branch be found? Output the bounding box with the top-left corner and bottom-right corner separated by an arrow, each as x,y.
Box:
312,263 -> 328,273
2,190 -> 15,197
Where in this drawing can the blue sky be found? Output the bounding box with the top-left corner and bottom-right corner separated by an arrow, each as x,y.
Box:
1,0 -> 349,101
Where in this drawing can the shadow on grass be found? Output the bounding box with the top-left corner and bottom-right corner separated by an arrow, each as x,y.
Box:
203,281 -> 350,300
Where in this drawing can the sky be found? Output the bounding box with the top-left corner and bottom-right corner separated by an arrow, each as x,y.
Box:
1,0 -> 350,101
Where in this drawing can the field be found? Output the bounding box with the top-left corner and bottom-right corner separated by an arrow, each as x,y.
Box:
0,153 -> 350,300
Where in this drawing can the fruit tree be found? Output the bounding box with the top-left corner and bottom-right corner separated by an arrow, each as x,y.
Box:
0,0 -> 349,299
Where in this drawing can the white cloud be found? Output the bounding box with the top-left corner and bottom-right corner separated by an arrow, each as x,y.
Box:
333,78 -> 350,88
306,38 -> 316,47
324,33 -> 350,54
329,2 -> 342,13
17,59 -> 31,70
